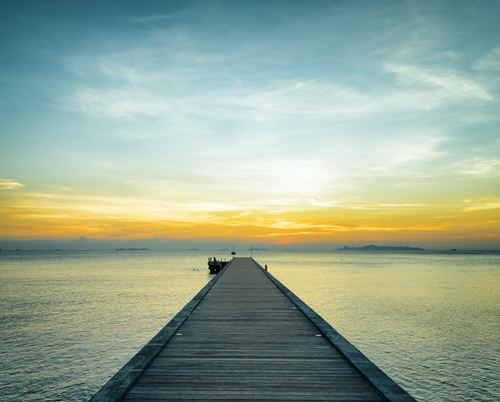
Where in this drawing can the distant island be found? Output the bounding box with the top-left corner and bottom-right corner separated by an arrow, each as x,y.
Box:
116,248 -> 149,251
337,245 -> 425,251
249,248 -> 267,250
189,248 -> 199,251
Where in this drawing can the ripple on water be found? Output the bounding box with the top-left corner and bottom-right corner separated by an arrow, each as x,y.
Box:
1,250 -> 499,401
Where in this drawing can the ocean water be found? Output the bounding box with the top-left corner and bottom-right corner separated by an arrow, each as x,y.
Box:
0,249 -> 499,401
264,250 -> 500,402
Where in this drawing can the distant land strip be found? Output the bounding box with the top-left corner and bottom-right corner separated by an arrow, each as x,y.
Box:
337,245 -> 425,251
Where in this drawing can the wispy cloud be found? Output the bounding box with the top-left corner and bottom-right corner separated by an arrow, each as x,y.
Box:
247,223 -> 448,234
472,46 -> 500,72
372,134 -> 445,167
463,202 -> 500,212
65,71 -> 491,124
0,179 -> 24,190
458,158 -> 500,177
308,199 -> 428,209
68,87 -> 172,119
385,62 -> 493,101
137,13 -> 183,23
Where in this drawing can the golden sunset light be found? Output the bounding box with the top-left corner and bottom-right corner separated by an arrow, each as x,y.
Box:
1,1 -> 499,250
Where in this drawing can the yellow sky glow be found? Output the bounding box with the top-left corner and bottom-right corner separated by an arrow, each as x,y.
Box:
1,182 -> 499,248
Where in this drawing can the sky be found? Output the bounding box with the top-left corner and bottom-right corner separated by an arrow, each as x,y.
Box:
1,0 -> 499,250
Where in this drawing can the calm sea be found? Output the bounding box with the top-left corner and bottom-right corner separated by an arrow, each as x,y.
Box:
0,249 -> 499,401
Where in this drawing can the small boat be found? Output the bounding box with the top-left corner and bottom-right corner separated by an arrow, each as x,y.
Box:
207,257 -> 229,274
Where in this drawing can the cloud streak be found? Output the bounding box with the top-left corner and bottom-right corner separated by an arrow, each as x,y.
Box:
472,46 -> 500,72
0,179 -> 24,190
385,62 -> 493,101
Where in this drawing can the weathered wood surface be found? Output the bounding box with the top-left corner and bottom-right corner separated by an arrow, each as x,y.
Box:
119,257 -> 395,401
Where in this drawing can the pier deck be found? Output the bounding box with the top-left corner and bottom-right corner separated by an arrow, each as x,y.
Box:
91,257 -> 416,401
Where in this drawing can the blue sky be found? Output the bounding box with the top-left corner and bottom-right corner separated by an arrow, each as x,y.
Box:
1,0 -> 499,248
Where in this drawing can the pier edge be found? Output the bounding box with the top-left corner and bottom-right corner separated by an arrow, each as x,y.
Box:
251,257 -> 417,402
88,259 -> 234,402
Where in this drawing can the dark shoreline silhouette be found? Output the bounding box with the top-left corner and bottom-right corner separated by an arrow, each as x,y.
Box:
337,245 -> 425,251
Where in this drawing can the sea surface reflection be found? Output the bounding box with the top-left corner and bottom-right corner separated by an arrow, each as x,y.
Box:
0,250 -> 213,401
0,249 -> 499,401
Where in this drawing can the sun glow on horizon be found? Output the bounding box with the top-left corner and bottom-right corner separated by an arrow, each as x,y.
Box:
1,179 -> 499,248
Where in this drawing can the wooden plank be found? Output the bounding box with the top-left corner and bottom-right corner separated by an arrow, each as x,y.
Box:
124,389 -> 383,401
91,257 -> 416,402
120,258 -> 387,401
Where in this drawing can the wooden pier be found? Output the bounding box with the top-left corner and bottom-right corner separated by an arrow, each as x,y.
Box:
90,257 -> 416,401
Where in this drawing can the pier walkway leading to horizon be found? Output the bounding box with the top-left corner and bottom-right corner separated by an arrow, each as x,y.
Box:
91,257 -> 416,401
